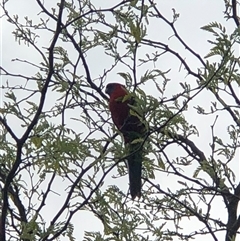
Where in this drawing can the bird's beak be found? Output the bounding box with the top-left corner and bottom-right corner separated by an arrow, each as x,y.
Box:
105,86 -> 110,96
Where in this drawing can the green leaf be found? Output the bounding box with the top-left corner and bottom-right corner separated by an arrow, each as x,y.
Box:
31,136 -> 43,149
129,21 -> 142,43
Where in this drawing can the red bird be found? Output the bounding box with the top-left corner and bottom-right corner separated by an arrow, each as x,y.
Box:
105,83 -> 146,200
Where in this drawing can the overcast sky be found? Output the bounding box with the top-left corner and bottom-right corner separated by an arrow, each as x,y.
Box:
1,1 -> 239,241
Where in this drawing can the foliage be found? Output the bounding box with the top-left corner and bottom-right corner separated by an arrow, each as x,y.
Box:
0,0 -> 239,241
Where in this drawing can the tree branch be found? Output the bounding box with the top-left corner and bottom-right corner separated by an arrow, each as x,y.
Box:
0,1 -> 65,240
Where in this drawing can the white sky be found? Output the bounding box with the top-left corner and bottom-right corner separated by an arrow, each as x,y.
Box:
0,1 -> 239,241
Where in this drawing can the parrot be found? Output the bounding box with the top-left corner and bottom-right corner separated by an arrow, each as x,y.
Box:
105,83 -> 146,200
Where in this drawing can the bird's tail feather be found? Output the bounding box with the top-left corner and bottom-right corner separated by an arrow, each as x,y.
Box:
127,152 -> 142,200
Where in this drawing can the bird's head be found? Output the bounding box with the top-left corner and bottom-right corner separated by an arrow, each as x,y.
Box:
105,83 -> 127,97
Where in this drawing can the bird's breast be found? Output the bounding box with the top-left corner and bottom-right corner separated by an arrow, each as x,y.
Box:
109,100 -> 129,130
